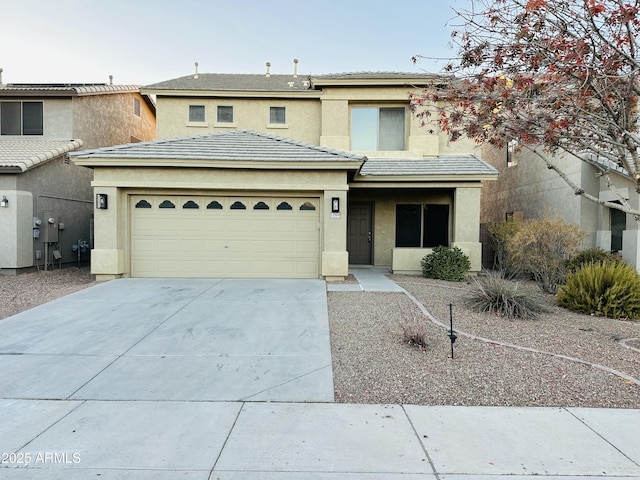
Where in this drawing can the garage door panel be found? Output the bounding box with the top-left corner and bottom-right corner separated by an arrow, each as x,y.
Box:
178,219 -> 202,232
131,195 -> 319,278
297,240 -> 319,254
180,239 -> 205,250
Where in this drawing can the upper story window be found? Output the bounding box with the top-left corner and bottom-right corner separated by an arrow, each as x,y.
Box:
217,106 -> 233,123
507,139 -> 519,167
1,101 -> 43,136
351,106 -> 405,151
269,106 -> 286,125
189,105 -> 206,122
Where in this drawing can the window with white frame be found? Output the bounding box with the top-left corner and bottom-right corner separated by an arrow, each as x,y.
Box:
188,105 -> 206,122
351,106 -> 405,151
217,106 -> 233,123
269,106 -> 286,124
1,101 -> 43,135
395,204 -> 449,248
507,139 -> 519,167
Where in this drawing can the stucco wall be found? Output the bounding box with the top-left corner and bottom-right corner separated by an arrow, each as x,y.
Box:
480,144 -> 583,224
318,85 -> 461,158
349,188 -> 455,266
90,167 -> 350,279
0,190 -> 33,271
73,93 -> 156,148
155,97 -> 321,143
154,85 -> 480,160
42,99 -> 74,139
13,157 -> 93,270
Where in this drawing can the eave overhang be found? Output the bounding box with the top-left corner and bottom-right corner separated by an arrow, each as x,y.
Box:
72,158 -> 363,171
142,88 -> 322,99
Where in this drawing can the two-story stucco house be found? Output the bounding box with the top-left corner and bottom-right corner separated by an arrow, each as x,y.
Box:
0,78 -> 156,274
481,143 -> 640,269
71,67 -> 497,281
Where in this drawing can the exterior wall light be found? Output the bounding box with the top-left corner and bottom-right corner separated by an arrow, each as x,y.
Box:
96,193 -> 108,210
0,196 -> 8,208
331,197 -> 340,213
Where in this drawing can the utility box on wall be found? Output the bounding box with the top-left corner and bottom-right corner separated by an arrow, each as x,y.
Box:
42,211 -> 58,243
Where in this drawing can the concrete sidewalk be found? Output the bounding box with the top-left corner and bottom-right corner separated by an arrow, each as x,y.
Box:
327,266 -> 404,292
1,401 -> 639,478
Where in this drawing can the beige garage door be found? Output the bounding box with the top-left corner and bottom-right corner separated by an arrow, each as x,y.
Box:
130,195 -> 320,278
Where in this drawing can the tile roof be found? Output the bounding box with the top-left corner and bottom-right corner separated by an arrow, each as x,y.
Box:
0,139 -> 84,173
144,74 -> 314,92
143,71 -> 451,93
70,130 -> 366,164
358,156 -> 499,177
0,84 -> 144,96
312,71 -> 448,80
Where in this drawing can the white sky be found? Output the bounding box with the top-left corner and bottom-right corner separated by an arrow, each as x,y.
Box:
2,0 -> 470,86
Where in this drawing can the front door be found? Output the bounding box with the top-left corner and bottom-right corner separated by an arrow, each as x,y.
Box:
348,203 -> 372,264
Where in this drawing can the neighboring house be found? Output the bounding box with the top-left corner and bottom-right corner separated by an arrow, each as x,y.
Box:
71,69 -> 498,281
0,80 -> 156,274
480,143 -> 640,269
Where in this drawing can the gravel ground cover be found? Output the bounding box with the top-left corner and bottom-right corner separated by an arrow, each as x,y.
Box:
0,266 -> 96,320
2,268 -> 639,407
329,275 -> 640,407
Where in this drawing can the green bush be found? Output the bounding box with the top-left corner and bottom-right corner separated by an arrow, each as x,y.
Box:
421,246 -> 471,281
467,271 -> 548,319
565,247 -> 625,273
556,261 -> 640,319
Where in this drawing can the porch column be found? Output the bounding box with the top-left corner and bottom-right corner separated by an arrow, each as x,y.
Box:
321,189 -> 349,279
91,186 -> 126,280
452,186 -> 483,271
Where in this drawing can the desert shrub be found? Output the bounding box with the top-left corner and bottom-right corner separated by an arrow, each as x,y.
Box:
565,247 -> 625,273
506,215 -> 587,294
466,271 -> 548,319
488,221 -> 522,277
556,261 -> 640,319
421,246 -> 471,281
400,315 -> 429,350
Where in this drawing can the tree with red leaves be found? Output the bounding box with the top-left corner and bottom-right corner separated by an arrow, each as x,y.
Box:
411,0 -> 640,216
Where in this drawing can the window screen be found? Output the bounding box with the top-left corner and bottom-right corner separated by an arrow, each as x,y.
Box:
189,105 -> 205,122
1,102 -> 21,135
217,106 -> 233,123
22,102 -> 43,135
269,106 -> 286,124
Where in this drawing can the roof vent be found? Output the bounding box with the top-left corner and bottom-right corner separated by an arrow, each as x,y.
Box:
109,75 -> 113,86
194,62 -> 199,79
265,62 -> 271,78
0,68 -> 4,86
293,58 -> 298,78
288,81 -> 295,88
303,80 -> 310,88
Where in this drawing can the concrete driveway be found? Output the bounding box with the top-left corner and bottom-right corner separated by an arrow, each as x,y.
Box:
0,278 -> 334,402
